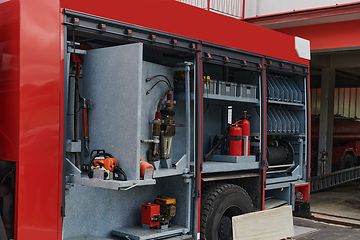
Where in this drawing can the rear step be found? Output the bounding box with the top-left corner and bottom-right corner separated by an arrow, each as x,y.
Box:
264,199 -> 287,210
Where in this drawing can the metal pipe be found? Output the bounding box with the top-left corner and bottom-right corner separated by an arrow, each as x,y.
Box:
183,174 -> 192,234
244,136 -> 249,156
192,50 -> 201,239
184,62 -> 192,235
299,138 -> 305,180
185,63 -> 192,170
74,62 -> 81,167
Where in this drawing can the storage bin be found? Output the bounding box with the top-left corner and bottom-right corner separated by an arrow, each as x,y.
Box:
219,81 -> 237,96
237,84 -> 257,99
203,79 -> 217,94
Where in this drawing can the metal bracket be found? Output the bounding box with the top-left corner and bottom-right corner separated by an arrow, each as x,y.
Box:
67,47 -> 87,55
79,97 -> 91,109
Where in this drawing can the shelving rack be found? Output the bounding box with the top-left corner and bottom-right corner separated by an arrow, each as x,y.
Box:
264,58 -> 310,208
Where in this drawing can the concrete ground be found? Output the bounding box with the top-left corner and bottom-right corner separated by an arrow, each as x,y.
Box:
294,217 -> 360,239
293,181 -> 360,239
310,181 -> 360,220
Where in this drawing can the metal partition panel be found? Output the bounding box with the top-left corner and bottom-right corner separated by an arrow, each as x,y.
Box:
83,43 -> 143,180
64,43 -> 191,239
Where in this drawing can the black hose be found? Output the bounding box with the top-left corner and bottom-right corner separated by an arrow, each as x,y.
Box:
204,125 -> 230,161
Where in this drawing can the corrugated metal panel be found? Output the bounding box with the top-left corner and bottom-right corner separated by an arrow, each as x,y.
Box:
350,88 -> 357,117
177,0 -> 208,9
210,0 -> 243,18
311,89 -> 321,116
334,88 -> 339,115
311,87 -> 360,118
356,89 -> 360,118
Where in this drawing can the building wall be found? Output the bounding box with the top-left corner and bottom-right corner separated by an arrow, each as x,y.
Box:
177,0 -> 360,18
244,0 -> 358,18
177,0 -> 244,18
311,88 -> 360,118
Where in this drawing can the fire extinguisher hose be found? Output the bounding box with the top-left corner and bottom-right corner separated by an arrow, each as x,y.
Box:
204,125 -> 230,161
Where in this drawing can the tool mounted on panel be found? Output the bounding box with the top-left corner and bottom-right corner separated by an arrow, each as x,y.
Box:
83,150 -> 127,180
80,97 -> 91,157
141,196 -> 176,229
72,52 -> 82,167
71,42 -> 93,165
142,75 -> 183,162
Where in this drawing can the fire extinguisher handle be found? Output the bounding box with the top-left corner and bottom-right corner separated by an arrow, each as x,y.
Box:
233,120 -> 242,125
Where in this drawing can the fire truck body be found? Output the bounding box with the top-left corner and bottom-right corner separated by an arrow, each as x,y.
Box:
0,0 -> 310,239
312,118 -> 360,170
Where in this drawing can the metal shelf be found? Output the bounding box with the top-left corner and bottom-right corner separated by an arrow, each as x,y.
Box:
69,174 -> 156,190
66,158 -> 156,190
205,93 -> 259,103
266,132 -> 304,136
267,100 -> 304,107
175,92 -> 259,104
66,236 -> 112,240
112,225 -> 186,240
198,155 -> 259,174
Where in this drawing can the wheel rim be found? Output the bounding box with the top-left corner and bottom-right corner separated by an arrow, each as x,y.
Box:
218,206 -> 242,240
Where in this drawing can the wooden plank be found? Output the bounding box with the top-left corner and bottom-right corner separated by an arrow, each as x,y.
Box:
232,205 -> 294,240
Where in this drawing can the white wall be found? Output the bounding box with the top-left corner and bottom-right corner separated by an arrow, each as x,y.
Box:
245,0 -> 359,18
177,0 -> 244,18
177,0 -> 359,19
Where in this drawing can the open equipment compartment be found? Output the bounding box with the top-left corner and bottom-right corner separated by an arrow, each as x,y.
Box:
264,58 -> 310,208
63,11 -> 197,239
200,43 -> 262,174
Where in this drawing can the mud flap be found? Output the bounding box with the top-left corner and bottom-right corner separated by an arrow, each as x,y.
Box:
293,201 -> 311,218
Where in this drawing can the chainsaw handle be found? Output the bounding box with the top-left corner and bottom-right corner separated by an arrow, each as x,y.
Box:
113,166 -> 127,181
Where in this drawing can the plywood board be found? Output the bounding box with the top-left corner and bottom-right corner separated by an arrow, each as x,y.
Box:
232,205 -> 294,240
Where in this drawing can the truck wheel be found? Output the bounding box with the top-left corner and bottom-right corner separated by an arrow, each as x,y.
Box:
200,183 -> 253,240
342,153 -> 355,170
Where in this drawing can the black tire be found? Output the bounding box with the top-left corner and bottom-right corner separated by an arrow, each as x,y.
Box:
341,153 -> 355,170
200,183 -> 254,240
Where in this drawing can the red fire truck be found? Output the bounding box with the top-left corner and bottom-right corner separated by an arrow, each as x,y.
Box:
312,117 -> 360,171
0,0 -> 310,239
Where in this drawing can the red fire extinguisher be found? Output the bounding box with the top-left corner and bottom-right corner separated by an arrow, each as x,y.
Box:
240,111 -> 250,156
229,121 -> 243,156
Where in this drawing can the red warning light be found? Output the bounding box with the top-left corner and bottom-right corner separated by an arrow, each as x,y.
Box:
150,35 -> 156,43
